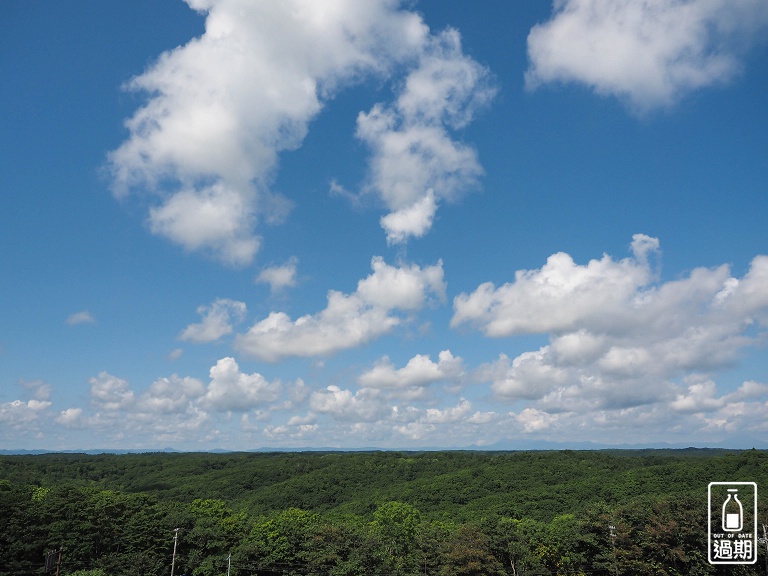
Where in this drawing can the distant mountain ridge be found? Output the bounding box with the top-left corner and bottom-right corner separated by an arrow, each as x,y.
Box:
2,435 -> 766,456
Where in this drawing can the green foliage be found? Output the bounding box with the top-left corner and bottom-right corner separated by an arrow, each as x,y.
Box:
31,485 -> 51,501
371,501 -> 422,575
0,449 -> 766,575
249,507 -> 320,569
532,514 -> 587,575
440,524 -> 505,576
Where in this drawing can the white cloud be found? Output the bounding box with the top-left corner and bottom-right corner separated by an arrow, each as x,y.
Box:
356,29 -> 495,242
309,385 -> 389,422
379,190 -> 438,245
168,348 -> 184,361
670,378 -> 725,413
671,378 -> 768,414
127,406 -> 211,445
284,378 -> 312,410
200,357 -> 281,412
512,407 -> 561,433
475,392 -> 768,445
179,298 -> 246,343
525,0 -> 768,111
149,184 -> 260,266
83,357 -> 282,421
697,387 -> 768,435
0,399 -> 51,429
396,30 -> 496,129
256,257 -> 298,293
21,379 -> 53,401
108,0 -> 431,264
90,372 -> 136,411
235,298 -> 396,363
393,399 -> 499,443
721,255 -> 768,319
461,237 -> 768,416
483,351 -> 570,402
286,413 -> 316,427
453,234 -> 659,336
543,379 -> 768,444
55,407 -> 84,428
356,256 -> 446,309
467,411 -> 499,425
68,358 -> 283,445
359,350 -> 464,389
262,421 -> 319,442
357,107 -> 482,218
236,257 -> 445,361
424,398 -> 473,423
138,374 -> 206,414
67,311 -> 95,325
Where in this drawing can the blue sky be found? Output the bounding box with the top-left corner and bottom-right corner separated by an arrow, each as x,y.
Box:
2,0 -> 767,450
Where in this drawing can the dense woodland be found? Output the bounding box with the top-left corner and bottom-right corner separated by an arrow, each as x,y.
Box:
1,449 -> 767,576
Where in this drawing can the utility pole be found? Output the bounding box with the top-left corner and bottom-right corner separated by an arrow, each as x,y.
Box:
170,528 -> 180,576
227,553 -> 232,576
44,548 -> 62,576
762,524 -> 767,576
609,524 -> 618,576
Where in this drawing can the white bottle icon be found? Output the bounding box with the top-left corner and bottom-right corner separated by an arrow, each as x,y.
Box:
722,489 -> 743,532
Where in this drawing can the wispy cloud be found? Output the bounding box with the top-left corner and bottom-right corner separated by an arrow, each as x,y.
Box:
179,298 -> 246,344
256,257 -> 299,294
66,310 -> 95,325
168,348 -> 184,362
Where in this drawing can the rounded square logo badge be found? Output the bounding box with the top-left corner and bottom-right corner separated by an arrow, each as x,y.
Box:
708,482 -> 757,565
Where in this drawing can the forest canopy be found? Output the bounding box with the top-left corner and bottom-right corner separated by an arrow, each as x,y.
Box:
1,449 -> 766,575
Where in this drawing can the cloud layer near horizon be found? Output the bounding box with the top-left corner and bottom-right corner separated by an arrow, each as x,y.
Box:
6,236 -> 768,449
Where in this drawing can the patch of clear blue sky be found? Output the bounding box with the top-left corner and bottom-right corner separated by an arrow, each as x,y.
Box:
1,1 -> 207,391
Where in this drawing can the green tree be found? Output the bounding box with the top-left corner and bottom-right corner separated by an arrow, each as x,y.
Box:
417,520 -> 455,576
184,498 -> 248,576
440,524 -> 505,576
484,516 -> 547,576
371,501 -> 422,576
311,516 -> 385,576
248,507 -> 320,574
0,480 -> 38,576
